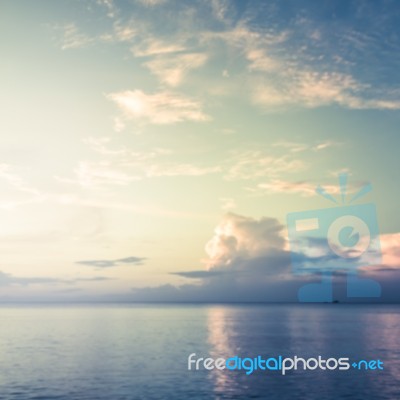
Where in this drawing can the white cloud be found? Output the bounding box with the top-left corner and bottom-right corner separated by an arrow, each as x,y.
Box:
296,72 -> 363,107
252,68 -> 400,111
60,140 -> 219,187
58,161 -> 140,188
202,21 -> 400,111
54,4 -> 400,111
272,140 -> 337,153
204,213 -> 286,270
253,178 -> 367,198
256,179 -> 328,197
82,137 -> 126,156
0,164 -> 45,208
136,0 -> 166,6
96,0 -> 117,18
143,53 -> 208,86
54,194 -> 205,218
246,48 -> 281,72
313,141 -> 336,151
131,39 -> 186,57
98,19 -> 140,43
379,233 -> 400,270
107,89 -> 210,124
272,142 -> 308,153
146,163 -> 220,177
113,24 -> 136,42
252,71 -> 362,109
59,23 -> 92,50
210,0 -> 231,23
225,151 -> 306,181
219,197 -> 236,210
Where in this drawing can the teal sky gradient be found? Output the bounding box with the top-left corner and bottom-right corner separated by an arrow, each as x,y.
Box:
1,0 -> 400,301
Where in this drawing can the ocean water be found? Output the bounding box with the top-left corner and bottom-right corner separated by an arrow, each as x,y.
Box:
0,304 -> 399,400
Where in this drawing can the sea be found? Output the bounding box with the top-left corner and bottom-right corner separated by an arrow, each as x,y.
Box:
0,304 -> 399,399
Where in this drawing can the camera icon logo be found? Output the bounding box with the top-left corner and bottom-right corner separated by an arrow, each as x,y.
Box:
286,174 -> 381,302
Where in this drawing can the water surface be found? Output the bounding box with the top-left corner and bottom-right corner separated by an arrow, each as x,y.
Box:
0,304 -> 399,399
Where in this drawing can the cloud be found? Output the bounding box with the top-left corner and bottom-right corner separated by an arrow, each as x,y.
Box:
131,39 -> 186,57
58,139 -> 220,188
82,137 -> 127,156
76,256 -> 146,268
253,178 -> 369,198
0,164 -> 45,209
136,0 -> 166,6
55,2 -> 400,111
255,180 -> 327,197
203,213 -> 287,270
252,71 -> 365,109
219,197 -> 236,211
362,233 -> 400,273
272,141 -> 337,153
112,24 -> 137,41
0,271 -> 62,287
61,136 -> 334,191
247,49 -> 400,111
0,271 -> 111,287
143,53 -> 208,87
129,213 -> 400,302
201,18 -> 400,110
96,0 -> 117,18
145,163 -> 220,177
58,23 -> 93,50
57,161 -> 140,188
246,48 -> 282,72
224,151 -> 306,181
107,90 -> 210,124
130,213 -> 297,302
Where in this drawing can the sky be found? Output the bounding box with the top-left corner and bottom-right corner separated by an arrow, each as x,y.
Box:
1,0 -> 400,302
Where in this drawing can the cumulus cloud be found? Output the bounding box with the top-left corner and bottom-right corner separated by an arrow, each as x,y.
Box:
131,213 -> 299,302
129,213 -> 400,302
107,90 -> 210,124
203,213 -> 286,270
76,256 -> 146,268
170,213 -> 292,285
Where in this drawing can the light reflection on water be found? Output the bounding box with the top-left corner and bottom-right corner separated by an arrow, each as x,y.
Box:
206,304 -> 400,400
0,304 -> 399,399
